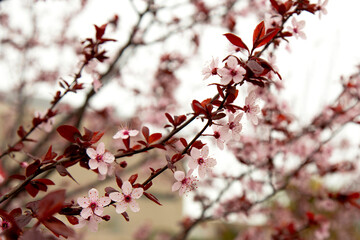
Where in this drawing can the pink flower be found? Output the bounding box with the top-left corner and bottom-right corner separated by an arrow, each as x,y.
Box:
113,128 -> 139,139
244,91 -> 260,125
212,125 -> 230,150
109,181 -> 143,213
202,57 -> 219,80
188,145 -> 216,178
221,112 -> 243,140
77,188 -> 111,220
317,0 -> 328,19
287,18 -> 306,40
86,142 -> 115,175
172,170 -> 198,196
218,56 -> 245,85
76,215 -> 102,232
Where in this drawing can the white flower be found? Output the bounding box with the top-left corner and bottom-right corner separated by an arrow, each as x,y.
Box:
244,91 -> 260,125
212,125 -> 230,150
287,17 -> 306,40
221,112 -> 243,141
172,170 -> 198,196
77,188 -> 111,220
113,129 -> 139,139
202,57 -> 219,80
86,142 -> 115,175
109,181 -> 143,213
218,56 -> 245,85
188,145 -> 216,178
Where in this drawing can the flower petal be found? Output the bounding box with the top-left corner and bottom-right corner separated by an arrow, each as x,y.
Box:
99,196 -> 111,207
77,196 -> 90,208
116,201 -> 128,213
103,152 -> 115,163
131,188 -> 144,199
129,200 -> 140,212
96,142 -> 105,155
88,188 -> 99,202
174,171 -> 185,181
98,162 -> 108,175
94,206 -> 104,216
86,148 -> 97,159
172,182 -> 181,192
109,192 -> 123,202
122,181 -> 132,195
89,159 -> 99,170
80,207 -> 92,219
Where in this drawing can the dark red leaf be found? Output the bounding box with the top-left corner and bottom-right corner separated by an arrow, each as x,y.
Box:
17,126 -> 27,138
115,174 -> 123,188
142,126 -> 150,141
121,212 -> 129,221
10,174 -> 26,181
151,144 -> 167,150
57,125 -> 81,143
253,21 -> 266,46
42,216 -> 74,238
94,24 -> 107,40
143,181 -> 152,191
26,160 -> 41,177
270,0 -> 280,12
192,140 -> 206,149
165,113 -> 174,125
148,133 -> 162,144
180,138 -> 188,147
11,142 -> 24,152
128,174 -> 138,184
37,190 -> 66,221
66,215 -> 79,225
144,192 -> 162,206
223,33 -> 249,52
255,27 -> 281,49
56,164 -> 78,183
25,183 -> 39,197
34,178 -> 55,186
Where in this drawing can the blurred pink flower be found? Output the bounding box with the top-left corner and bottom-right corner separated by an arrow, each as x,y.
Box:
202,57 -> 219,80
109,181 -> 144,213
172,170 -> 198,196
221,112 -> 243,140
212,125 -> 230,150
218,56 -> 245,85
244,91 -> 260,125
188,145 -> 216,178
113,128 -> 139,139
287,17 -> 306,40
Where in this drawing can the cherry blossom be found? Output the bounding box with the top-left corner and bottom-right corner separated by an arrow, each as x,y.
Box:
188,145 -> 216,178
221,112 -> 243,141
212,125 -> 230,150
113,128 -> 139,139
202,57 -> 219,80
218,56 -> 246,85
77,188 -> 111,221
243,90 -> 260,125
0,217 -> 10,233
172,170 -> 198,196
76,215 -> 103,232
287,17 -> 306,40
317,0 -> 329,19
109,181 -> 144,213
86,142 -> 115,175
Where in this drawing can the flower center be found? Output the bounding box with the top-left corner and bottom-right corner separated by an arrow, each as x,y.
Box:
229,122 -> 235,129
230,69 -> 237,76
244,105 -> 250,113
96,154 -> 103,162
90,202 -> 97,211
211,68 -> 218,75
197,157 -> 205,165
213,131 -> 220,139
123,130 -> 129,136
124,195 -> 132,203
